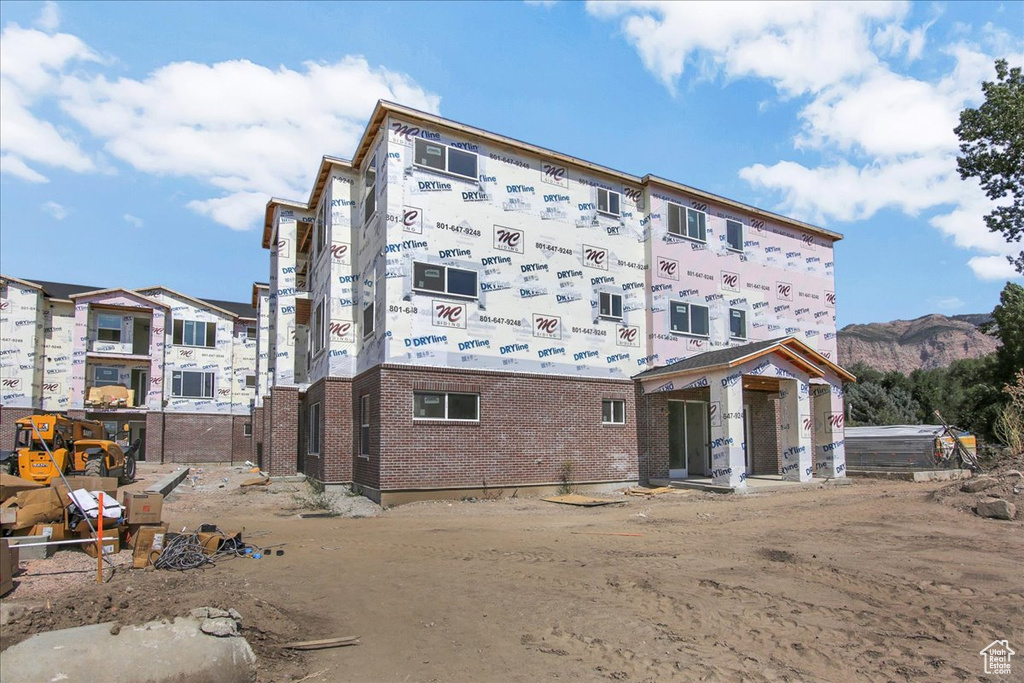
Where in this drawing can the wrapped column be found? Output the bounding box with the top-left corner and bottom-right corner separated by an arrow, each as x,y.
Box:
709,371 -> 747,489
779,378 -> 813,481
812,381 -> 847,478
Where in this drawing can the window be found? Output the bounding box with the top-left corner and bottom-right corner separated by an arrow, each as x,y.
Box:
97,313 -> 122,342
602,399 -> 625,424
362,302 -> 374,337
413,138 -> 478,181
314,199 -> 327,254
599,292 -> 623,320
668,203 -> 707,242
360,395 -> 370,456
597,188 -> 620,217
245,374 -> 257,389
312,299 -> 325,354
669,301 -> 710,336
94,366 -> 120,387
730,309 -> 747,339
308,402 -> 321,455
412,262 -> 478,299
726,219 -> 743,252
413,392 -> 479,421
243,423 -> 252,437
171,370 -> 215,398
173,319 -> 216,348
364,154 -> 377,223
246,326 -> 257,340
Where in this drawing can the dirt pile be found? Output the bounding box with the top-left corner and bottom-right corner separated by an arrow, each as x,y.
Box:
930,463 -> 1023,518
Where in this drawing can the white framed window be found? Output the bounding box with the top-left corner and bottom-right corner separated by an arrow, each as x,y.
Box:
668,203 -> 707,242
412,262 -> 478,299
173,319 -> 216,348
171,370 -> 215,398
599,292 -> 623,321
97,313 -> 122,342
246,326 -> 257,340
413,392 -> 479,421
94,366 -> 120,387
245,374 -> 256,389
243,423 -> 253,437
364,154 -> 377,223
360,394 -> 370,457
726,219 -> 743,252
597,188 -> 621,217
602,399 -> 625,424
314,198 -> 327,255
730,308 -> 747,339
669,301 -> 710,336
312,299 -> 325,355
308,402 -> 321,455
413,138 -> 478,181
362,302 -> 375,337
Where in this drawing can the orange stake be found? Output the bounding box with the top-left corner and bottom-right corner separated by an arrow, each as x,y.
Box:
96,492 -> 104,584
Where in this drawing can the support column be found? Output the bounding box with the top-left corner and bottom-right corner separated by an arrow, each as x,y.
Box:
812,381 -> 847,478
779,378 -> 813,481
710,371 -> 747,489
267,386 -> 298,477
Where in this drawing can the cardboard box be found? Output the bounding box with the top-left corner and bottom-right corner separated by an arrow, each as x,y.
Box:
0,473 -> 43,502
132,524 -> 168,568
80,528 -> 120,558
29,522 -> 66,543
0,505 -> 17,526
0,538 -> 18,596
3,487 -> 63,530
61,476 -> 118,497
121,492 -> 163,525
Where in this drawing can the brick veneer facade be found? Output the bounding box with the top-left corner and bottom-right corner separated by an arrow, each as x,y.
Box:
160,414 -> 234,463
0,406 -> 34,453
267,386 -> 298,477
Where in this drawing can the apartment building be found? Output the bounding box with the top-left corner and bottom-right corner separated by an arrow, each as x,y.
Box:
254,101 -> 853,504
0,276 -> 259,462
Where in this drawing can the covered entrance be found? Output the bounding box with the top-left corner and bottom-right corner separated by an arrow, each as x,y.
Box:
636,337 -> 855,490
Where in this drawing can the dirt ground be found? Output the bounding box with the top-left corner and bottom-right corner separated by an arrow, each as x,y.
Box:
2,463 -> 1023,682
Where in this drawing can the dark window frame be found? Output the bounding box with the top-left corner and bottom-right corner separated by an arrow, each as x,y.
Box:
413,138 -> 478,181
171,370 -> 215,398
413,391 -> 480,422
412,262 -> 478,300
669,300 -> 710,337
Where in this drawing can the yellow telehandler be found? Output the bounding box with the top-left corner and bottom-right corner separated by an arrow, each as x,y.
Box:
8,414 -> 138,485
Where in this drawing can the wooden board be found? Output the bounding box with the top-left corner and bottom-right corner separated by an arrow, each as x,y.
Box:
541,494 -> 620,507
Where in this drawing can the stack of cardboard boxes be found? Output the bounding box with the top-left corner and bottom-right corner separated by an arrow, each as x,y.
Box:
0,473 -> 168,594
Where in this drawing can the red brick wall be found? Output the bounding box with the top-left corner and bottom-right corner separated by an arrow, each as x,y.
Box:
251,405 -> 264,465
0,406 -> 34,453
230,415 -> 250,464
749,391 -> 781,475
299,377 -> 355,483
376,365 -> 638,491
352,368 -> 381,489
145,411 -> 164,463
267,386 -> 298,476
161,413 -> 234,463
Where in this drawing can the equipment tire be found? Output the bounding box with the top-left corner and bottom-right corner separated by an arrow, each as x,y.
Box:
119,455 -> 136,485
84,457 -> 104,478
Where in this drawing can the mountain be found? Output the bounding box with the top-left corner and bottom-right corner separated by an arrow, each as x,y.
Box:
837,313 -> 999,372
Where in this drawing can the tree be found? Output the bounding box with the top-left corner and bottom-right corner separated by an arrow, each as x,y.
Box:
988,281 -> 1024,386
954,59 -> 1024,274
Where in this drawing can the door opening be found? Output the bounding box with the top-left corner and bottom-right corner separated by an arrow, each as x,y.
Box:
668,400 -> 710,478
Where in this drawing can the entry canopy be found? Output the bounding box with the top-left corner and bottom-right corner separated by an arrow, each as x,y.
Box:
633,337 -> 856,392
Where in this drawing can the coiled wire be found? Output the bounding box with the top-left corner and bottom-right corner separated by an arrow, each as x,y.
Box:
153,527 -> 252,571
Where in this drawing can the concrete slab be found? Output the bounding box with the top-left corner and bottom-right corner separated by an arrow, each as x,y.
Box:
847,468 -> 972,482
650,475 -> 852,494
0,617 -> 256,683
145,467 -> 190,496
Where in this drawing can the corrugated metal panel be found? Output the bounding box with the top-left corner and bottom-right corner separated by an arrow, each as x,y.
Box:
845,425 -> 973,469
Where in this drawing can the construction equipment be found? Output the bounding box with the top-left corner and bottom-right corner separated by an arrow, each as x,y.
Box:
9,414 -> 138,485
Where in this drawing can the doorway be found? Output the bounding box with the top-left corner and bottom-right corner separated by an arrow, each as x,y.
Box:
129,421 -> 147,461
668,400 -> 710,478
130,368 -> 148,408
132,318 -> 150,355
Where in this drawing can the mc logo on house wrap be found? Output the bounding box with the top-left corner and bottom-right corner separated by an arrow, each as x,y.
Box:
827,412 -> 845,430
777,282 -> 793,301
493,225 -> 524,254
329,321 -> 355,342
583,245 -> 608,270
616,325 -> 640,348
657,257 -> 679,281
390,123 -> 440,144
401,207 -> 423,234
330,243 -> 351,265
825,291 -> 836,307
687,338 -> 705,352
721,271 -> 739,292
2,378 -> 22,390
541,163 -> 568,188
533,314 -> 561,340
433,301 -> 467,329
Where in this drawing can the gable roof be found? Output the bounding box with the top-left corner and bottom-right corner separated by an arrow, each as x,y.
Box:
29,279 -> 106,301
633,336 -> 856,383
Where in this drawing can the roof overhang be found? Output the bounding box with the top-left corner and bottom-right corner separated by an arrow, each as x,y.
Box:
251,282 -> 269,309
135,286 -> 236,318
68,288 -> 168,310
0,275 -> 43,291
262,197 -> 311,249
634,336 -> 856,389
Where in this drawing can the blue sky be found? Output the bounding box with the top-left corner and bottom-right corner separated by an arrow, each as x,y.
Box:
0,1 -> 1021,325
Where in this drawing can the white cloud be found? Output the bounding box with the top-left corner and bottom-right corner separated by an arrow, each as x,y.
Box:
0,19 -> 440,231
589,1 -> 1024,280
123,213 -> 143,228
35,2 -> 60,33
0,24 -> 101,182
41,200 -> 67,220
930,296 -> 965,310
525,0 -> 558,6
968,255 -> 1020,280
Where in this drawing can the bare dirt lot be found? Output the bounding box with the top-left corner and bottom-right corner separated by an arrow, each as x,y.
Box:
3,464 -> 1022,682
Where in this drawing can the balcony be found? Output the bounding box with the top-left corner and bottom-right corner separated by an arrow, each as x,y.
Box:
84,385 -> 145,410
